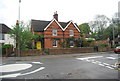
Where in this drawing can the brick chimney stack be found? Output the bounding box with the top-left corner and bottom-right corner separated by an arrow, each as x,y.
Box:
53,11 -> 58,21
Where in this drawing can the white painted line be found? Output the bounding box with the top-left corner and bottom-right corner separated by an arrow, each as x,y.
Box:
0,67 -> 45,78
95,61 -> 101,64
106,57 -> 116,60
0,73 -> 21,78
92,61 -> 97,64
76,56 -> 103,60
0,64 -> 32,72
98,64 -> 105,66
32,62 -> 43,64
103,63 -> 110,66
105,66 -> 114,69
20,67 -> 45,76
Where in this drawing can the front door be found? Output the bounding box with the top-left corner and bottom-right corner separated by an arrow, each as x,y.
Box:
36,41 -> 41,49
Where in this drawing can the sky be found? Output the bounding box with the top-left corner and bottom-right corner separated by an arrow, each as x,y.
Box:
0,0 -> 119,28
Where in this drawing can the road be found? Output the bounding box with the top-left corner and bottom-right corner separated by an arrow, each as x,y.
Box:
0,52 -> 120,80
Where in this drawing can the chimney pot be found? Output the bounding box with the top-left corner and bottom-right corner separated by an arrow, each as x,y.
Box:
53,11 -> 58,21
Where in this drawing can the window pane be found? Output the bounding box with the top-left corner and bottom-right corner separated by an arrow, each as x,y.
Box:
52,29 -> 57,36
69,29 -> 74,36
53,40 -> 57,47
70,41 -> 74,47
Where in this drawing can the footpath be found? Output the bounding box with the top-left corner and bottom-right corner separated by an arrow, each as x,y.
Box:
1,51 -> 113,63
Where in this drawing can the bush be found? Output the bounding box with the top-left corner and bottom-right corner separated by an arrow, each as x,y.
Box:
2,44 -> 13,48
99,44 -> 108,47
1,44 -> 13,55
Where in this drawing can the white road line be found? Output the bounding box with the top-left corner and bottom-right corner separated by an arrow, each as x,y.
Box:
76,56 -> 103,60
103,63 -> 110,66
92,61 -> 97,64
105,66 -> 114,69
21,67 -> 45,76
0,64 -> 32,72
32,62 -> 43,64
0,73 -> 21,78
98,64 -> 105,66
106,57 -> 116,60
0,67 -> 45,78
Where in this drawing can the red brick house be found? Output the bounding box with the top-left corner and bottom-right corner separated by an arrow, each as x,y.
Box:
31,12 -> 81,49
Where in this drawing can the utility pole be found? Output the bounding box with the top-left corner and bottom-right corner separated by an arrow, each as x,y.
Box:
112,18 -> 115,46
18,0 -> 21,57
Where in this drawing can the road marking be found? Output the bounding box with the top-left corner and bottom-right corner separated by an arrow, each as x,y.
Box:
105,66 -> 114,69
21,67 -> 45,76
103,63 -> 110,66
0,64 -> 32,72
98,64 -> 105,66
76,56 -> 103,60
0,73 -> 21,78
106,57 -> 116,60
0,67 -> 45,78
32,62 -> 43,64
76,56 -> 116,70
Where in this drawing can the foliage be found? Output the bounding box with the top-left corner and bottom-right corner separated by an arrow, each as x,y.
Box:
2,44 -> 13,48
79,23 -> 91,34
59,41 -> 66,48
44,49 -> 49,54
86,38 -> 95,42
9,22 -> 33,51
32,34 -> 44,40
99,44 -> 108,47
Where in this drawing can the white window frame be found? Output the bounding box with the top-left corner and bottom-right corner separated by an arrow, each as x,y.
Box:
53,40 -> 57,47
69,29 -> 74,36
52,28 -> 57,36
70,41 -> 74,47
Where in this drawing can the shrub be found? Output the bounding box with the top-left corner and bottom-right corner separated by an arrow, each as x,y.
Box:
2,44 -> 13,48
99,44 -> 108,47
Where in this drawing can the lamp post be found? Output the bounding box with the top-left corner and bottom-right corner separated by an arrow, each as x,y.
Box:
18,0 -> 21,57
112,18 -> 115,46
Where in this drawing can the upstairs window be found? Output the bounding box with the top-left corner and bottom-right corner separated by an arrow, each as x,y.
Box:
0,34 -> 4,40
70,41 -> 74,47
69,29 -> 74,36
52,28 -> 57,36
53,40 -> 57,47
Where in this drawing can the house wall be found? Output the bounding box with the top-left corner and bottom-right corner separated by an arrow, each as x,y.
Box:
44,21 -> 64,49
0,34 -> 15,46
33,21 -> 81,49
64,23 -> 80,38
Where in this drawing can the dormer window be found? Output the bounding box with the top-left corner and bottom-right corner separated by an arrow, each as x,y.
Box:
69,29 -> 74,36
52,28 -> 57,36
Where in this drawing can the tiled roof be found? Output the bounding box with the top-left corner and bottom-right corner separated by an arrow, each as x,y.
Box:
0,24 -> 11,33
31,19 -> 80,32
31,20 -> 50,32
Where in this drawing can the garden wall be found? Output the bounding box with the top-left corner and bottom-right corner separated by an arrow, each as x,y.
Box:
48,47 -> 94,55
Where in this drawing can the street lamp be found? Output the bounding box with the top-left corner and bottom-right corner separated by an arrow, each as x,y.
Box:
112,18 -> 115,46
18,0 -> 21,57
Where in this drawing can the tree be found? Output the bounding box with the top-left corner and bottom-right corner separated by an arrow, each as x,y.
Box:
9,21 -> 33,51
89,15 -> 110,40
78,23 -> 91,34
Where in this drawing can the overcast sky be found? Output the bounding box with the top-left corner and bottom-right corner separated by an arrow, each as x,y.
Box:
0,0 -> 119,28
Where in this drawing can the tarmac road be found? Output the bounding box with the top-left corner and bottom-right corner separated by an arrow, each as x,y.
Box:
0,52 -> 119,80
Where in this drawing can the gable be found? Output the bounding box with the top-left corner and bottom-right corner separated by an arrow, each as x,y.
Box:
63,21 -> 80,32
44,18 -> 64,31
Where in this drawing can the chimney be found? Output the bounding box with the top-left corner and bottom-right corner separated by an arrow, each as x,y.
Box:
53,11 -> 58,21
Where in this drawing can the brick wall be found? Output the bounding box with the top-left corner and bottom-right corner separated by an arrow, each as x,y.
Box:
48,47 -> 94,55
20,49 -> 44,56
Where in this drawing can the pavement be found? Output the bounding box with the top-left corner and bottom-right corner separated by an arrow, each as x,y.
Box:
1,51 -> 113,63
